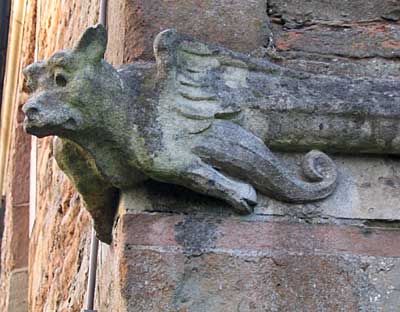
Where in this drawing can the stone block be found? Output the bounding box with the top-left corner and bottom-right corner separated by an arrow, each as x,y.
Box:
120,0 -> 270,61
9,125 -> 30,206
120,249 -> 366,312
111,212 -> 400,311
120,214 -> 400,258
21,3 -> 100,312
268,0 -> 400,26
0,203 -> 29,271
7,268 -> 28,312
273,23 -> 400,59
267,0 -> 400,79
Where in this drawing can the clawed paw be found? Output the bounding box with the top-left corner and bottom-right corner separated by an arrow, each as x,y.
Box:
231,185 -> 257,214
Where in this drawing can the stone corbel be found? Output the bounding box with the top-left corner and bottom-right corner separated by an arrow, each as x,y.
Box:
21,25 -> 400,243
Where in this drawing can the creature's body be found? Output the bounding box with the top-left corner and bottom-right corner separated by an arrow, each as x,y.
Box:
22,25 -> 343,242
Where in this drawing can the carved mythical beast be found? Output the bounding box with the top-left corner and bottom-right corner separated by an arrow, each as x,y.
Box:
23,25 -> 400,242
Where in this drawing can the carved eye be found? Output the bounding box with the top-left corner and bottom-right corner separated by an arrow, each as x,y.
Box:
55,73 -> 67,87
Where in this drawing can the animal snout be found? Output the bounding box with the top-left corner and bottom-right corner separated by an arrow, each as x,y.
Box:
22,103 -> 40,121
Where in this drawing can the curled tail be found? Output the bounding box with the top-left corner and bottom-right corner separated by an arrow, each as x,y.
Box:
193,121 -> 338,203
287,149 -> 338,202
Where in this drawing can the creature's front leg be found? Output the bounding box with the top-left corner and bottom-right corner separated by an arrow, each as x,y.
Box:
149,154 -> 257,214
182,161 -> 258,214
54,137 -> 118,244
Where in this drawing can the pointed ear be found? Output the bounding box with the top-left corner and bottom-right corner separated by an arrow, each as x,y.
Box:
74,24 -> 107,63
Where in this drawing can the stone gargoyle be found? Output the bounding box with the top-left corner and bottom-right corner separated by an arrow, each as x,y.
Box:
22,25 -> 400,243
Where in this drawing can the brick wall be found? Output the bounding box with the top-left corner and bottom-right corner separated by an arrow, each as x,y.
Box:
28,1 -> 100,311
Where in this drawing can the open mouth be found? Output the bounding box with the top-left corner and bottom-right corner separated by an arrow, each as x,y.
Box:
23,119 -> 51,138
23,115 -> 78,138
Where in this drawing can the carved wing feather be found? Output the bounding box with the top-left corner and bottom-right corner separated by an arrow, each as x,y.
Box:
153,29 -> 245,121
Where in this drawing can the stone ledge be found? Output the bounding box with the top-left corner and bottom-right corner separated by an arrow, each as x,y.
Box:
119,155 -> 400,222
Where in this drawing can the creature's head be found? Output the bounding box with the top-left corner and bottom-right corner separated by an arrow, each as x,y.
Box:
23,24 -> 120,138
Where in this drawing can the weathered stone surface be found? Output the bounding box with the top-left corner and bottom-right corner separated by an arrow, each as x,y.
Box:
22,26 -> 343,241
0,0 -> 35,306
120,249 -> 368,311
273,23 -> 400,59
267,1 -> 400,82
120,154 -> 400,222
367,258 -> 400,311
7,269 -> 28,312
123,0 -> 270,61
2,0 -> 400,311
105,0 -> 125,65
0,85 -> 31,312
0,200 -> 29,309
25,1 -> 101,311
28,178 -> 92,312
119,213 -> 400,257
95,242 -> 125,312
9,125 -> 30,206
263,154 -> 400,221
22,24 -> 400,244
278,56 -> 400,80
268,0 -> 400,26
109,211 -> 400,311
